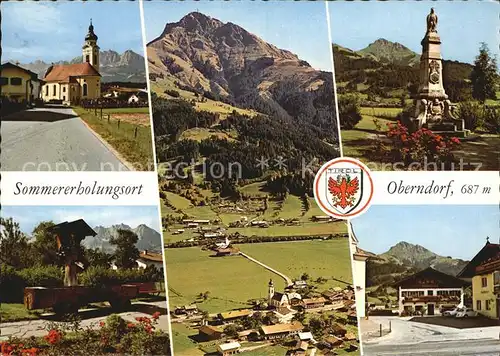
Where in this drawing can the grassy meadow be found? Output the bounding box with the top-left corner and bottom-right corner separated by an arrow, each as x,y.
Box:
74,106 -> 154,170
164,247 -> 285,314
238,239 -> 353,289
165,239 -> 352,315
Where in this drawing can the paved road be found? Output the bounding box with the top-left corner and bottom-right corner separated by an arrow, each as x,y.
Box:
363,339 -> 500,355
0,301 -> 168,340
1,107 -> 129,171
362,317 -> 500,355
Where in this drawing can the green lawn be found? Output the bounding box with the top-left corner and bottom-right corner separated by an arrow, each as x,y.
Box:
73,107 -> 154,170
231,221 -> 346,237
0,303 -> 41,322
164,247 -> 284,314
170,323 -> 204,356
279,195 -> 304,219
238,239 -> 353,289
101,107 -> 150,114
164,192 -> 193,211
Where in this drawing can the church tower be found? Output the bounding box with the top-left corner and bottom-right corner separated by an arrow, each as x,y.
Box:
82,19 -> 100,72
268,279 -> 275,304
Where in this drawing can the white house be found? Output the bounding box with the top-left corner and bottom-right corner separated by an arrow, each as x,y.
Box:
394,267 -> 466,316
136,250 -> 164,270
217,341 -> 240,356
350,223 -> 369,318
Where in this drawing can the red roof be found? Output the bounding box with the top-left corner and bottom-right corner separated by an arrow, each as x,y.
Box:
43,62 -> 100,82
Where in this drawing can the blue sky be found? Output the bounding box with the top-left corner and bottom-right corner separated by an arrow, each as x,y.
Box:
143,1 -> 332,71
1,1 -> 144,63
328,1 -> 498,65
352,205 -> 499,260
1,206 -> 161,235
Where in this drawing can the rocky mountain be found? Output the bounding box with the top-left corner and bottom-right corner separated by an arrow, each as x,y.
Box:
83,224 -> 162,253
366,241 -> 468,288
18,50 -> 146,83
357,38 -> 420,67
147,11 -> 335,125
380,241 -> 468,276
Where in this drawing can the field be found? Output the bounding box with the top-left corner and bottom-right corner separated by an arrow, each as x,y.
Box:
74,106 -> 154,170
162,180 -> 346,244
341,106 -> 500,170
165,247 -> 285,314
150,75 -> 257,119
165,239 -> 351,315
238,239 -> 353,289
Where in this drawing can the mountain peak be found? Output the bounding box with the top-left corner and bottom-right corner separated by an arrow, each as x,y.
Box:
358,38 -> 419,66
173,11 -> 224,34
370,38 -> 411,51
387,241 -> 433,255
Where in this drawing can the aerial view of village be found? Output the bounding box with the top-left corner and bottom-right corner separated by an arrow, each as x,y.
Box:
352,205 -> 500,355
144,1 -> 360,355
1,1 -> 154,171
329,2 -> 499,171
0,206 -> 171,355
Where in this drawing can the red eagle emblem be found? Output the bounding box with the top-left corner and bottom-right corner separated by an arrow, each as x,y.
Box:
328,175 -> 359,209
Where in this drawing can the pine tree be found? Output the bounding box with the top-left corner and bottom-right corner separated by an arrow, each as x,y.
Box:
471,43 -> 498,103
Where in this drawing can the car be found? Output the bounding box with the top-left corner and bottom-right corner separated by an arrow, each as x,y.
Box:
455,308 -> 478,318
442,307 -> 463,317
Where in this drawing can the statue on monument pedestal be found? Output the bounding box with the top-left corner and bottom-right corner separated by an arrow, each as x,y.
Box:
410,8 -> 469,137
426,8 -> 438,33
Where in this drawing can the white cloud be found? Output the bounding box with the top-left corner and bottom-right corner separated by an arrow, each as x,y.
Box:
4,2 -> 65,34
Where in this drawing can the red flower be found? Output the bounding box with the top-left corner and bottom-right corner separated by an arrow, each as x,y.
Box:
99,321 -> 105,327
1,342 -> 14,355
451,137 -> 460,144
127,323 -> 135,329
152,311 -> 161,320
21,348 -> 39,356
44,329 -> 62,345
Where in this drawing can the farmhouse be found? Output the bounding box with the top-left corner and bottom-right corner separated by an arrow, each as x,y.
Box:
394,267 -> 467,316
1,62 -> 43,105
237,329 -> 259,341
42,20 -> 101,104
218,309 -> 252,323
311,215 -> 332,222
301,297 -> 327,309
298,331 -> 315,342
193,219 -> 210,225
458,239 -> 500,319
322,290 -> 344,302
136,250 -> 163,270
251,220 -> 269,228
294,280 -> 307,288
174,304 -> 198,316
260,321 -> 304,340
127,90 -> 148,104
274,306 -> 296,323
217,341 -> 241,356
198,325 -> 223,341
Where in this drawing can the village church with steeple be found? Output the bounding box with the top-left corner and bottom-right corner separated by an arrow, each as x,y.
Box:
41,20 -> 101,105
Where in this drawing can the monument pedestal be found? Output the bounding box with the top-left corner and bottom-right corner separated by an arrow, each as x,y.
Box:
411,9 -> 468,138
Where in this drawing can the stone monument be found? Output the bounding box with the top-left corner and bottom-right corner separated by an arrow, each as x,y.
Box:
412,8 -> 469,137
